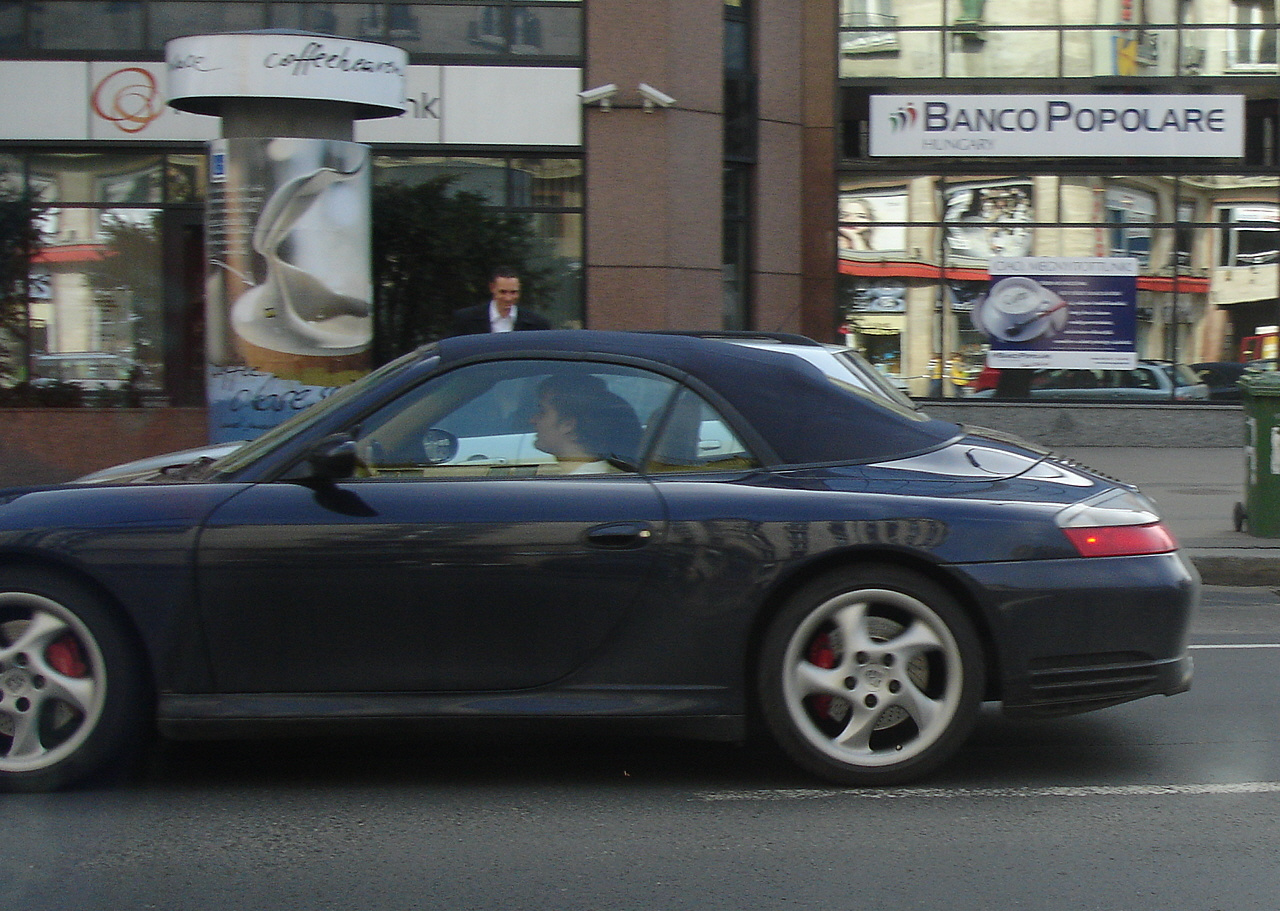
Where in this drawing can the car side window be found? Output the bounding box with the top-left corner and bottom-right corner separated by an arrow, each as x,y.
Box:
645,388 -> 760,473
350,360 -> 680,478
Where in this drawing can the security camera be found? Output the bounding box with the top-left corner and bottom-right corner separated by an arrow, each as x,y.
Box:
578,83 -> 619,109
638,83 -> 676,111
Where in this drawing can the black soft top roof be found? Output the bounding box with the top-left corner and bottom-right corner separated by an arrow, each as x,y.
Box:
436,331 -> 960,464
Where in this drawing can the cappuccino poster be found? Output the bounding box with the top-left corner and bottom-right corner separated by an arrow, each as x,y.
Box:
205,137 -> 372,442
974,257 -> 1137,370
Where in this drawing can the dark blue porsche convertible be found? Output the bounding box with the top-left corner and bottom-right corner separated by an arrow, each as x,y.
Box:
0,331 -> 1197,791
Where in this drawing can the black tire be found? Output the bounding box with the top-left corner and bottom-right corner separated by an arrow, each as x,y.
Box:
758,565 -> 983,787
0,568 -> 149,792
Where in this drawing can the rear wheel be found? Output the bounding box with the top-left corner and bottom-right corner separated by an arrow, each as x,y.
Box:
0,569 -> 147,792
758,566 -> 983,787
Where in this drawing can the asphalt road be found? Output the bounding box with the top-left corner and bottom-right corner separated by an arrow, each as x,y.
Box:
5,586 -> 1278,911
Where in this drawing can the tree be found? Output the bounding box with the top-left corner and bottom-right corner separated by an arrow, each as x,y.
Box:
88,212 -> 163,309
85,212 -> 164,403
370,176 -> 548,363
0,191 -> 42,383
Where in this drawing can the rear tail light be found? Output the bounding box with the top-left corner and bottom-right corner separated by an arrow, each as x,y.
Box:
1056,488 -> 1180,557
1061,522 -> 1177,557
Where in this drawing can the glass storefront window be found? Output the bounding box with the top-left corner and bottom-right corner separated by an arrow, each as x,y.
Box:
374,155 -> 507,204
307,3 -> 583,56
28,206 -> 165,396
523,210 -> 581,329
30,0 -> 143,50
1,0 -> 583,57
0,1 -> 24,50
723,163 -> 750,330
28,153 -> 164,207
945,29 -> 1060,78
838,186 -> 914,256
840,14 -> 1279,78
267,2 -> 373,38
412,5 -> 499,54
148,1 -> 266,46
1104,186 -> 1156,265
371,153 -> 583,332
2,149 -> 585,404
508,158 -> 582,208
837,172 -> 1280,396
1104,28 -> 1179,77
942,179 -> 1033,260
165,154 -> 207,203
1218,202 -> 1280,266
375,155 -> 585,211
841,27 -> 943,77
0,152 -> 20,196
1230,1 -> 1278,68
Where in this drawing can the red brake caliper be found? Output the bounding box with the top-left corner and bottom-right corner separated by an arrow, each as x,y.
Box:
46,634 -> 89,678
806,632 -> 836,719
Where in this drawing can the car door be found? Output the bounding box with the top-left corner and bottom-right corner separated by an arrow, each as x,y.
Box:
194,358 -> 677,694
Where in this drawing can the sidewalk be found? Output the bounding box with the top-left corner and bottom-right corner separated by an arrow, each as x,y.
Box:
1054,447 -> 1280,586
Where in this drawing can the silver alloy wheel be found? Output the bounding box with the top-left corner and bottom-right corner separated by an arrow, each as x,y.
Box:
0,591 -> 107,774
780,586 -> 965,769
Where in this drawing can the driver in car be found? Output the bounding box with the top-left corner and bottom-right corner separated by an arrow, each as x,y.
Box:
530,374 -> 643,474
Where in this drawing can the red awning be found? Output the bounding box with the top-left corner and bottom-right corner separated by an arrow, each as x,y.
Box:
838,258 -> 1209,293
31,244 -> 107,264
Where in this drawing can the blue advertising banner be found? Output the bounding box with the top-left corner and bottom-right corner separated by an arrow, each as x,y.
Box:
974,257 -> 1138,370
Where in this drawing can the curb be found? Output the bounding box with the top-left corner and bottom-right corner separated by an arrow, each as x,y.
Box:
1189,553 -> 1280,587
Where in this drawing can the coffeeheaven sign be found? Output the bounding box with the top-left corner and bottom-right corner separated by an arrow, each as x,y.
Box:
166,33 -> 406,117
871,95 -> 1243,158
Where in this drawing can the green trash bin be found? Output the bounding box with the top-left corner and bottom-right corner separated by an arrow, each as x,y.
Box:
1238,371 -> 1280,537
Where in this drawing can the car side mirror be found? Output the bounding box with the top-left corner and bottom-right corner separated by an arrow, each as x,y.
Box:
306,433 -> 359,481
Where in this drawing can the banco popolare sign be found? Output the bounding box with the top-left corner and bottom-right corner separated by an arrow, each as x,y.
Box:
870,95 -> 1244,158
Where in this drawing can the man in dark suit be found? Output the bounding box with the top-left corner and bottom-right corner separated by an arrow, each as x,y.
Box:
449,266 -> 551,335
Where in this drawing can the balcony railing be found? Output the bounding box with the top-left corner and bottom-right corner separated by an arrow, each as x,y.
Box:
840,11 -> 898,55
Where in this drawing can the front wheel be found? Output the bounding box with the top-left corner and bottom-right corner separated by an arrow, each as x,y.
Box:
0,569 -> 148,792
758,566 -> 983,787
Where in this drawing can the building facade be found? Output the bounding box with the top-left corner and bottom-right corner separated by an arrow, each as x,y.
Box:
837,0 -> 1279,393
0,0 -> 1276,420
0,0 -> 834,414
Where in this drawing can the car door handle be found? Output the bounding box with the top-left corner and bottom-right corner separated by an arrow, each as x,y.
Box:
585,522 -> 653,549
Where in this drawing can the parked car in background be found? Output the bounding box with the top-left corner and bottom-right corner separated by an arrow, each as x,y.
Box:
77,442 -> 245,484
1190,362 -> 1248,403
968,365 -> 1000,395
30,352 -> 137,390
1,331 -> 1197,793
970,361 -> 1209,402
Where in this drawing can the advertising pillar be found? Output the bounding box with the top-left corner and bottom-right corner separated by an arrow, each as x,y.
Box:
164,32 -> 406,442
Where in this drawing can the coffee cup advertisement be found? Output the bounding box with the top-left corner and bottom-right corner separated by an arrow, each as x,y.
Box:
975,257 -> 1138,370
205,137 -> 372,442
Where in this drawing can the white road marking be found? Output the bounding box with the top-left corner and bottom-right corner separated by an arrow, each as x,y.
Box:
697,643 -> 1280,804
1190,643 -> 1280,649
698,781 -> 1280,801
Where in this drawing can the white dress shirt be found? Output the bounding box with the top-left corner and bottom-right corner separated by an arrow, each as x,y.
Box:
489,301 -> 516,333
